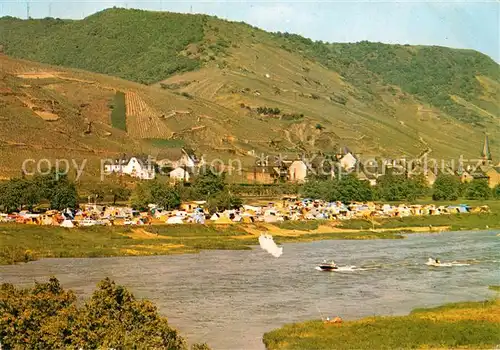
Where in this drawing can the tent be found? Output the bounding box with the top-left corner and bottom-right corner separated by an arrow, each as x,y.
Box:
215,216 -> 233,224
166,216 -> 184,224
60,220 -> 74,228
241,216 -> 254,223
193,213 -> 205,224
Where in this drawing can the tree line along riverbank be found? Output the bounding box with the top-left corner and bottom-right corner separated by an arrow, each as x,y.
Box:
1,201 -> 499,265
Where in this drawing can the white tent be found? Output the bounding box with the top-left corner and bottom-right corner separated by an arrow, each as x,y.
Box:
166,216 -> 184,224
60,220 -> 74,228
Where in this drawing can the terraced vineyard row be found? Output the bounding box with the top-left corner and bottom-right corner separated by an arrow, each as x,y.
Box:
125,91 -> 171,139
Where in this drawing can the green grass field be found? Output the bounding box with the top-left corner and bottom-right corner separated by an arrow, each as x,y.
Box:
146,138 -> 186,148
0,224 -> 254,265
263,299 -> 500,350
110,91 -> 127,131
0,223 -> 405,265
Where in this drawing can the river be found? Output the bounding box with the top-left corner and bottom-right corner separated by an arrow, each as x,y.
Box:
1,230 -> 499,349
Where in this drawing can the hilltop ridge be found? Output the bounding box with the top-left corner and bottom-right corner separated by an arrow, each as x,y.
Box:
0,8 -> 499,178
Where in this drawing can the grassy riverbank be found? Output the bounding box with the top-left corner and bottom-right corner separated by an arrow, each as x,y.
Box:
263,299 -> 500,350
0,223 -> 403,265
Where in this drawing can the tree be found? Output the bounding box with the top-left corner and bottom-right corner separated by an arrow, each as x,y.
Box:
131,182 -> 151,211
337,174 -> 374,202
0,170 -> 80,212
207,191 -> 242,212
432,174 -> 461,201
33,169 -> 78,209
87,183 -> 105,204
131,181 -> 181,210
300,175 -> 374,203
493,184 -> 500,199
22,180 -> 41,210
0,277 -> 209,349
464,179 -> 491,200
0,178 -> 41,212
51,181 -> 78,210
377,171 -> 427,202
110,185 -> 132,205
301,179 -> 328,199
0,179 -> 26,212
149,181 -> 181,210
192,170 -> 226,198
406,174 -> 428,200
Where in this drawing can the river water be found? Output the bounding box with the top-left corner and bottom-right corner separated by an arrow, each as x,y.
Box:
1,230 -> 499,349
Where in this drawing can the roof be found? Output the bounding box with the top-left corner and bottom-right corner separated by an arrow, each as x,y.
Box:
481,134 -> 492,160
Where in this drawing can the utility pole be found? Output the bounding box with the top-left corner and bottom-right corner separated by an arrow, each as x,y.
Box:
26,2 -> 30,19
48,2 -> 52,17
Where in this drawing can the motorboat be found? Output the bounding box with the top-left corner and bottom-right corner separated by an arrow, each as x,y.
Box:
426,258 -> 452,267
426,258 -> 470,267
317,260 -> 338,271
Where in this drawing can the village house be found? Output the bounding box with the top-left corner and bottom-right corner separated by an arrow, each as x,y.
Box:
339,152 -> 357,171
409,165 -> 437,186
459,170 -> 475,183
245,166 -> 286,184
484,166 -> 500,188
176,148 -> 200,168
156,148 -> 202,172
288,160 -> 308,182
169,167 -> 191,183
104,156 -> 155,180
478,134 -> 500,188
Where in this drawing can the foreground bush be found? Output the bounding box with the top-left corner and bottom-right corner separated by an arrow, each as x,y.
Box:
0,277 -> 209,349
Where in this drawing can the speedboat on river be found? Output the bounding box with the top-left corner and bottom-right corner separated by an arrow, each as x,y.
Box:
317,260 -> 338,271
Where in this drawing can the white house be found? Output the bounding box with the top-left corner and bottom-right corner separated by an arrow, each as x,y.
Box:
157,148 -> 203,172
171,148 -> 199,169
340,152 -> 357,171
104,157 -> 155,180
169,167 -> 190,182
288,160 -> 308,182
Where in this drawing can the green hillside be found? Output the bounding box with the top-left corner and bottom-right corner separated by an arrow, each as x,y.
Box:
0,7 -> 499,179
0,9 -> 205,84
274,35 -> 500,124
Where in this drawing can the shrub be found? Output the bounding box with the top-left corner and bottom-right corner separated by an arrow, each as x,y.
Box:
464,179 -> 491,200
0,277 -> 209,349
432,174 -> 461,201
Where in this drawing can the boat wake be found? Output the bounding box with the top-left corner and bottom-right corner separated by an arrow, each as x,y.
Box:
425,258 -> 470,267
315,265 -> 368,272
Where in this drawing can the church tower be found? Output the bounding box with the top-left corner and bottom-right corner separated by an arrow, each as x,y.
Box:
481,134 -> 492,165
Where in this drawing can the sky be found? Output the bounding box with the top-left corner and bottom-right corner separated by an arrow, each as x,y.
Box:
1,0 -> 499,62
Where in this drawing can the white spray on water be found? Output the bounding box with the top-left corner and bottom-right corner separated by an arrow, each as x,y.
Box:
258,234 -> 283,258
